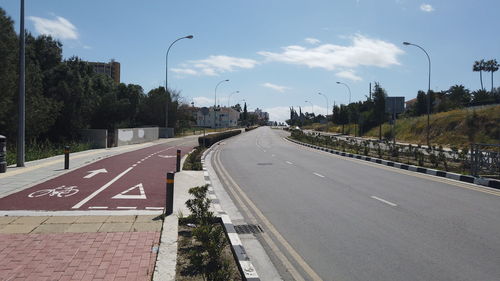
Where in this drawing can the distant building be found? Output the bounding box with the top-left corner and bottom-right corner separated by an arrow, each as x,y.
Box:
196,106 -> 240,128
249,108 -> 269,123
88,59 -> 120,83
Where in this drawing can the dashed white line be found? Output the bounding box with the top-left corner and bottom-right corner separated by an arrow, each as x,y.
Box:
116,206 -> 137,210
313,172 -> 325,178
371,196 -> 398,207
286,161 -> 293,165
88,206 -> 108,209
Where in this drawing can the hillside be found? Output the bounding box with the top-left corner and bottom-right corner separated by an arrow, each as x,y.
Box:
305,105 -> 500,148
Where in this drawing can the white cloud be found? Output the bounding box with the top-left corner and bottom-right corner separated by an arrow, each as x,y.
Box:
305,38 -> 321,45
173,55 -> 258,76
258,34 -> 403,71
420,4 -> 434,12
29,16 -> 78,40
83,45 -> 92,50
193,97 -> 214,107
335,70 -> 363,81
171,68 -> 198,75
262,82 -> 290,93
265,106 -> 292,122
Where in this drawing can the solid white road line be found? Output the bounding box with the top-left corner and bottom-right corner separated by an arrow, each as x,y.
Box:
371,196 -> 398,207
313,172 -> 325,178
145,207 -> 164,210
72,167 -> 134,209
286,161 -> 293,165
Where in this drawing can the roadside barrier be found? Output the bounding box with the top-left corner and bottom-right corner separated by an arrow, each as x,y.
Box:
165,172 -> 175,216
64,146 -> 70,170
176,149 -> 181,172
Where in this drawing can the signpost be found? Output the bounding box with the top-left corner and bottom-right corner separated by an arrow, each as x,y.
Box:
385,97 -> 405,144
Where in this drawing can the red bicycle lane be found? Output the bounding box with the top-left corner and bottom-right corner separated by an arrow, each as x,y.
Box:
0,143 -> 193,211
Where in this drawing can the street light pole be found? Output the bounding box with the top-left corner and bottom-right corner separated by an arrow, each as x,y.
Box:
403,41 -> 431,146
214,79 -> 229,129
165,35 -> 193,128
17,0 -> 25,167
336,81 -> 352,135
227,91 -> 240,107
318,92 -> 329,117
305,100 -> 314,115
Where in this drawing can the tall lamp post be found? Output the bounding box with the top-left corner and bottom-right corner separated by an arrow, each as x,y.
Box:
318,92 -> 329,118
227,91 -> 240,107
403,41 -> 431,146
214,79 -> 230,129
336,81 -> 352,135
165,35 -> 193,128
17,0 -> 25,167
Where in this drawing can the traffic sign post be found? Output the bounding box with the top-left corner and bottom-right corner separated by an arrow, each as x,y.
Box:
385,97 -> 405,145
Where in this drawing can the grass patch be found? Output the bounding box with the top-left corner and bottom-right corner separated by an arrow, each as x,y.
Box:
6,140 -> 93,166
183,146 -> 206,171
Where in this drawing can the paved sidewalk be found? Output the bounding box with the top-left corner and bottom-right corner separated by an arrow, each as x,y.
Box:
0,215 -> 162,281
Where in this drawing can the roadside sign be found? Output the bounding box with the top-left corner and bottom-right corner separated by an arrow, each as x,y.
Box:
385,97 -> 405,114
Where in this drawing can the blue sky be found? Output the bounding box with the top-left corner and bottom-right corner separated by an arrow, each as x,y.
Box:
1,0 -> 499,122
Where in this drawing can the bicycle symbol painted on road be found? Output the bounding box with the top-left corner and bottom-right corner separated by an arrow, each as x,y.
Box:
28,185 -> 79,198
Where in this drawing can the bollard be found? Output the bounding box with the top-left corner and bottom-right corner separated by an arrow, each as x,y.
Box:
64,146 -> 70,169
176,149 -> 181,172
0,135 -> 6,173
165,172 -> 175,216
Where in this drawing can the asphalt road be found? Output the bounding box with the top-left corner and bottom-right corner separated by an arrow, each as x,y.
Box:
0,138 -> 196,211
216,127 -> 500,281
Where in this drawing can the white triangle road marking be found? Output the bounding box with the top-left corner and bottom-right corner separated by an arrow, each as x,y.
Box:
112,183 -> 147,199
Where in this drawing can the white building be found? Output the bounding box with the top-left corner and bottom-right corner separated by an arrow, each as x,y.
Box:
196,106 -> 240,128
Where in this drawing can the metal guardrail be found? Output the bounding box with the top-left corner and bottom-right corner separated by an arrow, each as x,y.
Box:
471,143 -> 500,178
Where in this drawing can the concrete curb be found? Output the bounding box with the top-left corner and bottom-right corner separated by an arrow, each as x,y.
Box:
287,137 -> 500,190
201,144 -> 261,281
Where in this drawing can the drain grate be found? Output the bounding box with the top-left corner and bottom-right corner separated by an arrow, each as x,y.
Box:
234,224 -> 264,234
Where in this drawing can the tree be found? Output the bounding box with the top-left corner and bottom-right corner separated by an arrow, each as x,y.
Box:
484,59 -> 499,92
447,85 -> 470,108
473,59 -> 486,91
372,83 -> 387,140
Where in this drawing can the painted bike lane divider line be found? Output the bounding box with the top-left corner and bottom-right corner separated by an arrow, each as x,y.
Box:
72,167 -> 134,209
371,196 -> 398,207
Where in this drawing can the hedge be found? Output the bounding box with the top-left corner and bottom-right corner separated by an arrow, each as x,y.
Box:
245,126 -> 259,132
198,130 -> 241,147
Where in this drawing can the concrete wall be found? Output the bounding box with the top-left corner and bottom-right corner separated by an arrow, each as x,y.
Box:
159,128 -> 175,138
116,127 -> 159,146
80,129 -> 107,148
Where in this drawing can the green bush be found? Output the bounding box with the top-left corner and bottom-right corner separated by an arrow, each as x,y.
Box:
198,130 -> 241,147
245,126 -> 259,132
183,146 -> 206,171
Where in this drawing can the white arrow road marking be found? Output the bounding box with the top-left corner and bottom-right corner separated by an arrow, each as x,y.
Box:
72,167 -> 133,209
158,155 -> 176,159
83,168 -> 108,179
112,183 -> 147,199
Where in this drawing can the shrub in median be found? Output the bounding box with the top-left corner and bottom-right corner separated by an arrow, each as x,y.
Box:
198,130 -> 241,147
245,125 -> 259,132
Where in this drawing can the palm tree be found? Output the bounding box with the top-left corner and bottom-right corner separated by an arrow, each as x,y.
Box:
485,59 -> 499,92
473,59 -> 486,91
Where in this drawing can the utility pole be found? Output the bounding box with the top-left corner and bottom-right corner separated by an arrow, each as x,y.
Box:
17,0 -> 25,167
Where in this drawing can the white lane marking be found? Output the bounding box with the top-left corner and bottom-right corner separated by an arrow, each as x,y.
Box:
371,196 -> 398,207
72,167 -> 134,209
145,207 -> 164,210
313,172 -> 325,178
286,161 -> 293,165
83,168 -> 108,179
88,206 -> 108,209
117,206 -> 137,210
132,164 -> 137,167
112,183 -> 147,200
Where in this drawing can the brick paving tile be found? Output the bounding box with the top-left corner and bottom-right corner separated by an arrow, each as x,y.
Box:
0,231 -> 159,280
